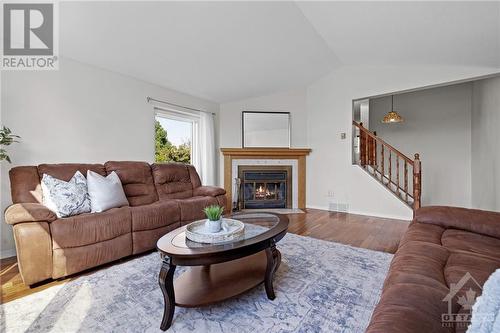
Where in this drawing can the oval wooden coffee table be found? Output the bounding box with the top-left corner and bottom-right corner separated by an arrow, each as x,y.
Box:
156,212 -> 288,331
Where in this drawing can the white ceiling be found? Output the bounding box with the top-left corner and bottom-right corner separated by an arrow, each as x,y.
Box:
60,1 -> 500,103
60,1 -> 338,103
297,1 -> 500,67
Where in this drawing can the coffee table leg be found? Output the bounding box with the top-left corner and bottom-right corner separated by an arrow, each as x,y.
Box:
264,242 -> 281,300
159,257 -> 176,331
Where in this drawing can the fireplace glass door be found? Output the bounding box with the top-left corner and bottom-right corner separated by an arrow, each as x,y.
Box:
238,166 -> 292,209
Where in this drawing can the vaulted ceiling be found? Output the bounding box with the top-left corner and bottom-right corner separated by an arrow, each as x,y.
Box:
60,1 -> 500,103
297,1 -> 500,67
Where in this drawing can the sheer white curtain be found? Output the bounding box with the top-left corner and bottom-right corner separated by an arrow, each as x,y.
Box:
198,112 -> 216,186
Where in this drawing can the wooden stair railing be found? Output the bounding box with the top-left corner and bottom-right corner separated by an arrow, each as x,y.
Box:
353,121 -> 421,211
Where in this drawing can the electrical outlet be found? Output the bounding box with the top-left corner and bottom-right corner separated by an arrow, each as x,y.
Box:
327,190 -> 334,198
340,132 -> 346,140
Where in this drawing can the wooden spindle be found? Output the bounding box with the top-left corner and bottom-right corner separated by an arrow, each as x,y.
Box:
413,153 -> 421,212
396,156 -> 400,196
368,135 -> 372,165
380,145 -> 385,181
365,132 -> 369,166
365,131 -> 369,167
404,160 -> 408,201
359,122 -> 365,166
388,151 -> 392,186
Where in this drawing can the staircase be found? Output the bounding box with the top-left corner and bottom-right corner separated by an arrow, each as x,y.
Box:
353,121 -> 422,212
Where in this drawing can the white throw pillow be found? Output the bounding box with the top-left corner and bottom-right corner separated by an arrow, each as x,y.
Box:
87,170 -> 129,213
41,171 -> 91,218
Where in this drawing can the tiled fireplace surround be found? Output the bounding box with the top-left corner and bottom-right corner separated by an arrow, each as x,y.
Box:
220,148 -> 311,211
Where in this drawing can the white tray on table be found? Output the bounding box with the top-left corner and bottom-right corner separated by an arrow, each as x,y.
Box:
185,218 -> 245,244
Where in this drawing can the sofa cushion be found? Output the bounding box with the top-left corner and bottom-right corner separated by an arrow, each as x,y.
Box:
105,161 -> 158,206
367,284 -> 454,333
400,222 -> 445,247
384,241 -> 450,291
38,163 -> 106,181
52,233 -> 132,279
132,223 -> 180,254
193,186 -> 225,197
187,164 -> 202,188
442,229 -> 500,262
444,252 -> 500,291
9,166 -> 42,203
177,196 -> 218,222
415,206 -> 500,239
130,201 -> 180,232
152,163 -> 194,199
50,207 -> 131,249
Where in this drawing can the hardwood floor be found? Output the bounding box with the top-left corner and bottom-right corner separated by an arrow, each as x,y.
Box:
0,208 -> 409,304
287,209 -> 409,253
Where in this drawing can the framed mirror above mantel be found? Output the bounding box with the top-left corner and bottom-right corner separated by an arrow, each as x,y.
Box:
220,148 -> 311,212
242,111 -> 291,148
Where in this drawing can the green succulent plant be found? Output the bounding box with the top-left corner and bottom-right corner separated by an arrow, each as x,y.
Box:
0,126 -> 20,163
203,205 -> 224,221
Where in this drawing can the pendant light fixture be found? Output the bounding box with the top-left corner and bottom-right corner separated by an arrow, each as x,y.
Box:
382,95 -> 403,123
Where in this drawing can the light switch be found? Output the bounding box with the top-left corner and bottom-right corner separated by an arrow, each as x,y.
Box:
340,132 -> 346,140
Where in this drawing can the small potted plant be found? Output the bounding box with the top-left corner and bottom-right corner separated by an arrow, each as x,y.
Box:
203,205 -> 224,233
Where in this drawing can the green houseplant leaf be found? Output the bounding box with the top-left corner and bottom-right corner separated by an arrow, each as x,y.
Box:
0,126 -> 20,163
203,205 -> 224,221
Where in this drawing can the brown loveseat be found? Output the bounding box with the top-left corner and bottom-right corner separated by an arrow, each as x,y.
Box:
366,206 -> 500,333
5,161 -> 227,286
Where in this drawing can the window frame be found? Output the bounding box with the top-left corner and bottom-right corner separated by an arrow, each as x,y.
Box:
154,107 -> 200,165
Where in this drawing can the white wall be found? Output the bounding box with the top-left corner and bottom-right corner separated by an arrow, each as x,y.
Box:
369,83 -> 473,208
0,57 -> 218,258
218,88 -> 308,184
306,65 -> 499,220
471,76 -> 500,211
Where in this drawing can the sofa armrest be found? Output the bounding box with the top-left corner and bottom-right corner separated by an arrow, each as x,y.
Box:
414,206 -> 500,239
193,186 -> 226,197
13,222 -> 53,285
5,203 -> 57,225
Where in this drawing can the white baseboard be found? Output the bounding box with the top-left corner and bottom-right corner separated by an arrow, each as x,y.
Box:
306,205 -> 412,221
1,248 -> 16,259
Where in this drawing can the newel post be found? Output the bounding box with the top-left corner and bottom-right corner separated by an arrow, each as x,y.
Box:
413,153 -> 421,212
359,122 -> 366,166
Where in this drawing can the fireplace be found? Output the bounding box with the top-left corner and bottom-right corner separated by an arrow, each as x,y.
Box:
237,165 -> 292,210
221,148 -> 311,211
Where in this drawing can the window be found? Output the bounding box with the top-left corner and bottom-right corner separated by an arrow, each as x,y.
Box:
152,102 -> 216,186
155,111 -> 198,164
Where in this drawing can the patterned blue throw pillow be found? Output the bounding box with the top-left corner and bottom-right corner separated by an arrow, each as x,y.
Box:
41,171 -> 91,218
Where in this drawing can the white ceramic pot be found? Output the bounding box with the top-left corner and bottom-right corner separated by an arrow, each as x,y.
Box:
205,219 -> 222,233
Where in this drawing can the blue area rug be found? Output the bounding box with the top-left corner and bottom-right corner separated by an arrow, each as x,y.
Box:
1,233 -> 392,332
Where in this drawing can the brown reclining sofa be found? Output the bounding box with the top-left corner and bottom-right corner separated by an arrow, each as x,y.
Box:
5,161 -> 227,286
366,206 -> 500,333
